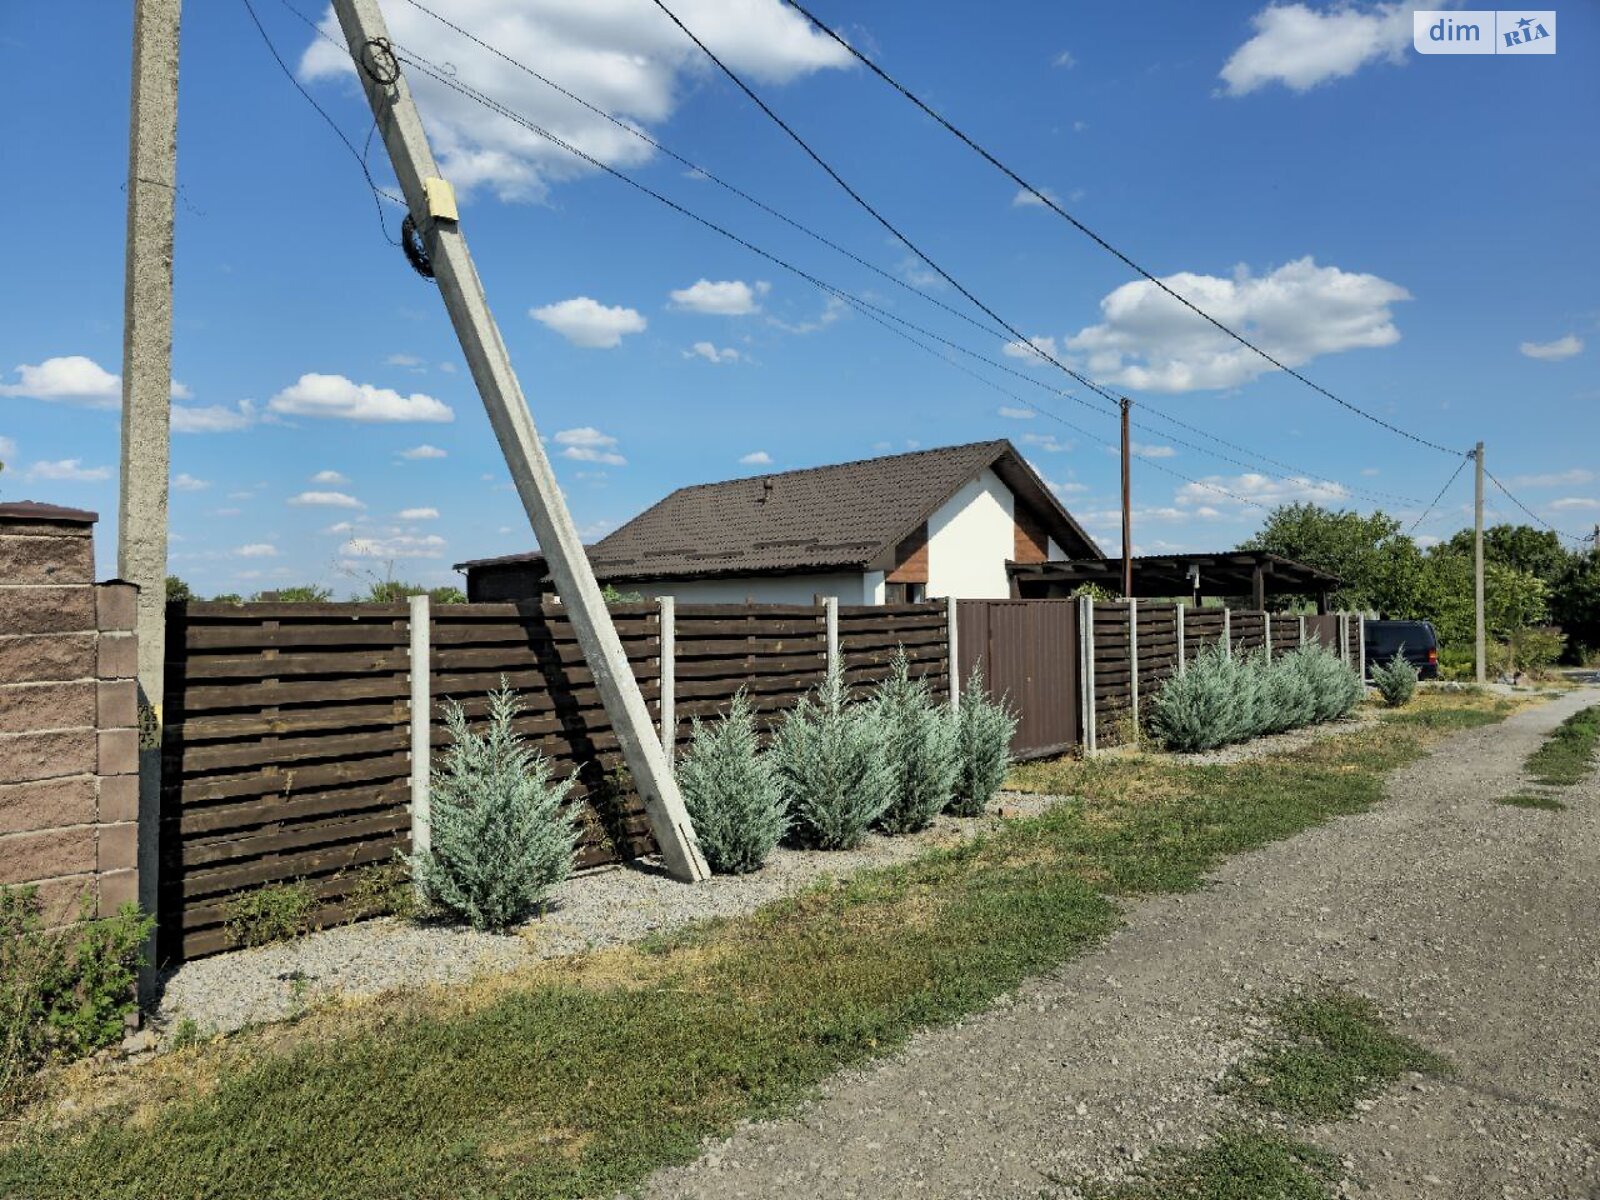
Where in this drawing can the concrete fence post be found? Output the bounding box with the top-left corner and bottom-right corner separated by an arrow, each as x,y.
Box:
407,593 -> 431,865
824,596 -> 839,677
1299,614 -> 1307,649
1127,597 -> 1140,731
1357,613 -> 1367,683
1223,607 -> 1233,658
1263,612 -> 1272,662
946,594 -> 960,711
659,595 -> 676,753
1079,595 -> 1098,755
1175,602 -> 1187,676
1338,612 -> 1348,664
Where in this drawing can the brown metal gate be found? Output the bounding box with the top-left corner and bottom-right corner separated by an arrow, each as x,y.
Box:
957,599 -> 1079,759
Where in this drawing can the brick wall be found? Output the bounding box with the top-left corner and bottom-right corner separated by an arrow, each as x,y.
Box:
0,502 -> 140,924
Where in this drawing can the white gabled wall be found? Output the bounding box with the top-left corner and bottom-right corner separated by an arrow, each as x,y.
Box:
926,467 -> 1015,599
621,570 -> 872,605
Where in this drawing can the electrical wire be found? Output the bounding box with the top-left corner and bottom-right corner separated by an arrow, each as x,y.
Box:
779,0 -> 1465,458
1483,466 -> 1589,544
1406,454 -> 1470,534
240,0 -> 402,245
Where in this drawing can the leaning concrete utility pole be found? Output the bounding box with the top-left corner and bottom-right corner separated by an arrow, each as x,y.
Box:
1474,441 -> 1486,684
119,0 -> 181,963
328,0 -> 708,881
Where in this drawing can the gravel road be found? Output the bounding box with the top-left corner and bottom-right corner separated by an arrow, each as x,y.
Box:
639,687 -> 1600,1200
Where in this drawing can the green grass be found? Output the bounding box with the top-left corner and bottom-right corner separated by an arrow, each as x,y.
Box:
1223,990 -> 1451,1122
1495,793 -> 1567,812
1524,704 -> 1600,787
0,694 -> 1520,1200
1070,1130 -> 1340,1200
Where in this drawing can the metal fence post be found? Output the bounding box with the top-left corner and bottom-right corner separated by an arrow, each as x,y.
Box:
659,595 -> 676,753
1127,596 -> 1140,731
1223,607 -> 1232,658
946,594 -> 960,711
824,596 -> 839,676
407,593 -> 431,866
1176,602 -> 1187,676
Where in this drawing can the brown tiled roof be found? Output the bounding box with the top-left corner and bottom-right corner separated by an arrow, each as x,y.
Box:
0,501 -> 99,524
457,440 -> 1101,579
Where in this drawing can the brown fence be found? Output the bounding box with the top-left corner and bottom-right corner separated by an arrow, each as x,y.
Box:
956,599 -> 1078,759
159,598 -> 948,961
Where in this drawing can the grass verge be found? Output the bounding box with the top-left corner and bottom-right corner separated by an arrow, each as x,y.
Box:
1524,703 -> 1600,787
0,692 -> 1519,1200
1223,990 -> 1451,1121
1069,1130 -> 1340,1200
1495,793 -> 1567,812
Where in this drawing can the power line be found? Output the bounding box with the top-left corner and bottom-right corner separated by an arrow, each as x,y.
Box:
1407,453 -> 1470,534
779,0 -> 1464,459
240,0 -> 402,246
339,0 -> 1415,508
1482,466 -> 1589,544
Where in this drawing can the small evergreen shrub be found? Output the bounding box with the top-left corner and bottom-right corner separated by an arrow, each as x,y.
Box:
776,668 -> 891,849
874,650 -> 960,836
1289,644 -> 1363,723
223,880 -> 317,948
1147,644 -> 1249,752
1,886 -> 152,1113
1151,642 -> 1362,752
948,666 -> 1018,817
676,691 -> 787,874
1370,650 -> 1419,707
1262,649 -> 1317,734
413,683 -> 579,931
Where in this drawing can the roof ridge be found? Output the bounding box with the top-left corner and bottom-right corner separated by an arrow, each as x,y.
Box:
667,438 -> 1009,494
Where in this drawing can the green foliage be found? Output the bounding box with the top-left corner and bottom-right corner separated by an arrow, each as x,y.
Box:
251,585 -> 333,603
208,593 -> 244,606
873,650 -> 960,836
1077,1130 -> 1339,1200
1370,650 -> 1418,707
164,575 -> 194,604
1552,552 -> 1600,654
346,862 -> 418,922
948,666 -> 1018,817
600,583 -> 645,602
1148,644 -> 1361,752
1495,793 -> 1566,811
1500,626 -> 1566,676
1223,990 -> 1450,1121
1,888 -> 152,1113
223,881 -> 317,948
414,684 -> 579,931
1240,503 -> 1411,611
1524,704 -> 1599,787
676,691 -> 787,874
775,669 -> 891,849
1443,523 -> 1572,585
360,580 -> 467,605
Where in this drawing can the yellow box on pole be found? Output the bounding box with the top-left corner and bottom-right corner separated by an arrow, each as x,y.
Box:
423,176 -> 458,221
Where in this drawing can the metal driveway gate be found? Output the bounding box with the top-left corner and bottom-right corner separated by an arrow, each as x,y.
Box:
957,599 -> 1079,759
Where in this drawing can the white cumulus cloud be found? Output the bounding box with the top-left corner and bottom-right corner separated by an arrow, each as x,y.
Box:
1002,336 -> 1060,363
739,451 -> 772,465
669,279 -> 769,315
399,444 -> 448,460
0,355 -> 191,408
555,426 -> 626,466
235,543 -> 278,558
173,473 -> 211,492
531,297 -> 647,348
1520,334 -> 1583,361
686,341 -> 741,364
997,406 -> 1036,420
341,534 -> 448,560
1508,469 -> 1594,488
300,0 -> 849,202
1012,187 -> 1061,209
311,470 -> 349,484
1549,497 -> 1600,511
1175,473 -> 1350,508
171,400 -> 256,433
269,374 -> 453,423
1220,3 -> 1411,96
288,490 -> 365,509
25,458 -> 111,482
1067,257 -> 1410,392
399,507 -> 440,520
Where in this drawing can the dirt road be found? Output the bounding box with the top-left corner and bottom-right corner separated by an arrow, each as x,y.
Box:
640,689 -> 1600,1199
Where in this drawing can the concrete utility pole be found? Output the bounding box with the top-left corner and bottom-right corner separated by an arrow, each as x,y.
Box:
119,0 -> 181,970
1119,396 -> 1133,599
1474,441 -> 1486,684
328,0 -> 709,881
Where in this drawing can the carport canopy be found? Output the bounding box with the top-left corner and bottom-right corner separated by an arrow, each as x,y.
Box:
1008,550 -> 1343,611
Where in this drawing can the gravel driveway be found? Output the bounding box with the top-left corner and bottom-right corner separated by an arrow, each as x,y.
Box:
639,687 -> 1600,1200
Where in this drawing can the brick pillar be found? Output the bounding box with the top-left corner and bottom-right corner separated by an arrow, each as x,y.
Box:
0,503 -> 140,924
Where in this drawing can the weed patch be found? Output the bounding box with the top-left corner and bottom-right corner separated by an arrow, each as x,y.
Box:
222,881 -> 316,948
1224,990 -> 1450,1121
1496,793 -> 1567,812
1525,704 -> 1599,787
1071,1130 -> 1339,1200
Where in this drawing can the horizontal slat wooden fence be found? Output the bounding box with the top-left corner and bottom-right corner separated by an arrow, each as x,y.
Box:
160,598 -> 947,961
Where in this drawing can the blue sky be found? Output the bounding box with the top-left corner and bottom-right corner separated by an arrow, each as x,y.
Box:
1,0 -> 1595,596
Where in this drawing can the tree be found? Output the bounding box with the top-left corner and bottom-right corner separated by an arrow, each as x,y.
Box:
1441,524 -> 1574,586
1239,503 -> 1411,610
1552,552 -> 1600,652
252,585 -> 333,603
359,579 -> 467,605
164,575 -> 194,604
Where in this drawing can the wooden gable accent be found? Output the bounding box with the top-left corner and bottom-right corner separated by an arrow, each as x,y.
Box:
1014,503 -> 1051,565
886,522 -> 929,584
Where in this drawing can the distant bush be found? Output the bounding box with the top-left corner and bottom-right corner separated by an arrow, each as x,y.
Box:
1149,643 -> 1361,753
1503,626 -> 1566,677
874,650 -> 960,836
948,666 -> 1018,817
776,669 -> 891,850
1370,650 -> 1418,707
676,691 -> 787,874
413,683 -> 579,930
2,887 -> 153,1113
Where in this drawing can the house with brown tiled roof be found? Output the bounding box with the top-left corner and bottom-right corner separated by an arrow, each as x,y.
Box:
456,439 -> 1101,605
